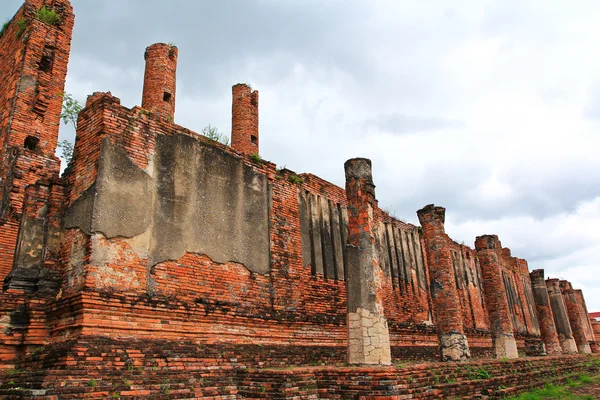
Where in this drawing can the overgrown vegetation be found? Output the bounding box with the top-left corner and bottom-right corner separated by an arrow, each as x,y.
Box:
0,20 -> 9,37
34,6 -> 61,26
201,124 -> 229,146
250,153 -> 262,164
288,174 -> 303,185
57,93 -> 81,164
508,374 -> 598,400
16,18 -> 26,38
60,93 -> 82,128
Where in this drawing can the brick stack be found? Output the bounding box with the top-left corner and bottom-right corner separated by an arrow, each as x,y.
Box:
141,43 -> 178,121
231,83 -> 259,155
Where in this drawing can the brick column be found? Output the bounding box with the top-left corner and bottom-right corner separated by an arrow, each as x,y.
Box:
546,279 -> 578,353
344,158 -> 391,365
4,183 -> 51,293
475,235 -> 519,359
560,281 -> 592,354
529,269 -> 562,355
417,204 -> 470,361
573,289 -> 597,353
231,83 -> 259,155
141,43 -> 178,121
591,319 -> 600,353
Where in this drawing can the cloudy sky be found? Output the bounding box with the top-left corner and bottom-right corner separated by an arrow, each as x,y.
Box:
3,1 -> 600,310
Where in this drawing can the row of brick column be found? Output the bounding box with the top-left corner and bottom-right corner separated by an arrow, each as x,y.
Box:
344,169 -> 597,362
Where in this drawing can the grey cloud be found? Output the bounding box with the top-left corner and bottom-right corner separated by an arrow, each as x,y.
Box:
366,113 -> 464,135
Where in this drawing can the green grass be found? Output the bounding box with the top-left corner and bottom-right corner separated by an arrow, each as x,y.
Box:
34,6 -> 61,25
508,374 -> 599,400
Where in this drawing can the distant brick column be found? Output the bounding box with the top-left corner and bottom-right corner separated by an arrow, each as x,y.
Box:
417,204 -> 470,362
231,83 -> 259,155
141,43 -> 178,121
344,158 -> 391,365
591,319 -> 600,353
475,235 -> 519,359
573,289 -> 597,353
546,279 -> 578,353
560,281 -> 592,354
530,269 -> 562,355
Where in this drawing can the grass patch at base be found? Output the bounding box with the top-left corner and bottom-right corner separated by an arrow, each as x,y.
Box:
509,374 -> 599,400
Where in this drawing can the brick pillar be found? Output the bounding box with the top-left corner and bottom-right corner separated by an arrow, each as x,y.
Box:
474,235 -> 519,359
344,158 -> 391,365
546,279 -> 578,353
573,289 -> 597,352
530,269 -> 562,355
231,83 -> 259,155
591,319 -> 600,353
141,43 -> 178,121
4,182 -> 51,293
417,204 -> 470,362
559,281 -> 592,354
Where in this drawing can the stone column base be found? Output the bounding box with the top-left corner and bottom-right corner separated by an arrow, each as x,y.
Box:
348,308 -> 392,365
560,337 -> 578,354
494,333 -> 519,359
440,332 -> 470,362
578,342 -> 592,354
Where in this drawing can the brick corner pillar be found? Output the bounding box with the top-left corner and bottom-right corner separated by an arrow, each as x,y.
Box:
141,43 -> 178,121
559,281 -> 592,354
417,204 -> 470,362
591,319 -> 600,353
231,83 -> 259,156
573,289 -> 598,353
546,279 -> 578,354
474,235 -> 519,359
529,269 -> 562,355
344,158 -> 391,365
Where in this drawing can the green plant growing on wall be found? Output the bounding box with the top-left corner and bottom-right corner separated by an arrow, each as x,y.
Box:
60,92 -> 82,128
0,20 -> 9,37
58,93 -> 81,163
16,18 -> 26,38
249,153 -> 262,164
288,174 -> 303,185
201,124 -> 230,146
34,6 -> 61,25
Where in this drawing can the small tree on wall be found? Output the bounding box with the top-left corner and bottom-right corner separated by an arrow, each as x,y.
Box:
57,92 -> 82,163
201,124 -> 230,146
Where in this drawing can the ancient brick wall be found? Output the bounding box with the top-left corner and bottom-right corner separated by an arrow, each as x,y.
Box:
2,2 -> 600,387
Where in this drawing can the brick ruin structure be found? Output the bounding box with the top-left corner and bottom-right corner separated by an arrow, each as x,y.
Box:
0,1 -> 599,398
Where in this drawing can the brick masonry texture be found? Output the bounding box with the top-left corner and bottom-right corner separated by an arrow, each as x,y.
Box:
0,1 -> 598,398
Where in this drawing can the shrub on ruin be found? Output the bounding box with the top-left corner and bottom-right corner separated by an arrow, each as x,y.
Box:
201,124 -> 230,146
0,21 -> 9,37
34,6 -> 61,26
16,18 -> 26,38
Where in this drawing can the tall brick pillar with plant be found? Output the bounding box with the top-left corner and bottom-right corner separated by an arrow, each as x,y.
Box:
231,83 -> 259,155
417,204 -> 470,361
475,235 -> 519,359
529,269 -> 562,355
344,158 -> 391,365
559,280 -> 592,354
546,278 -> 578,353
141,43 -> 178,122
